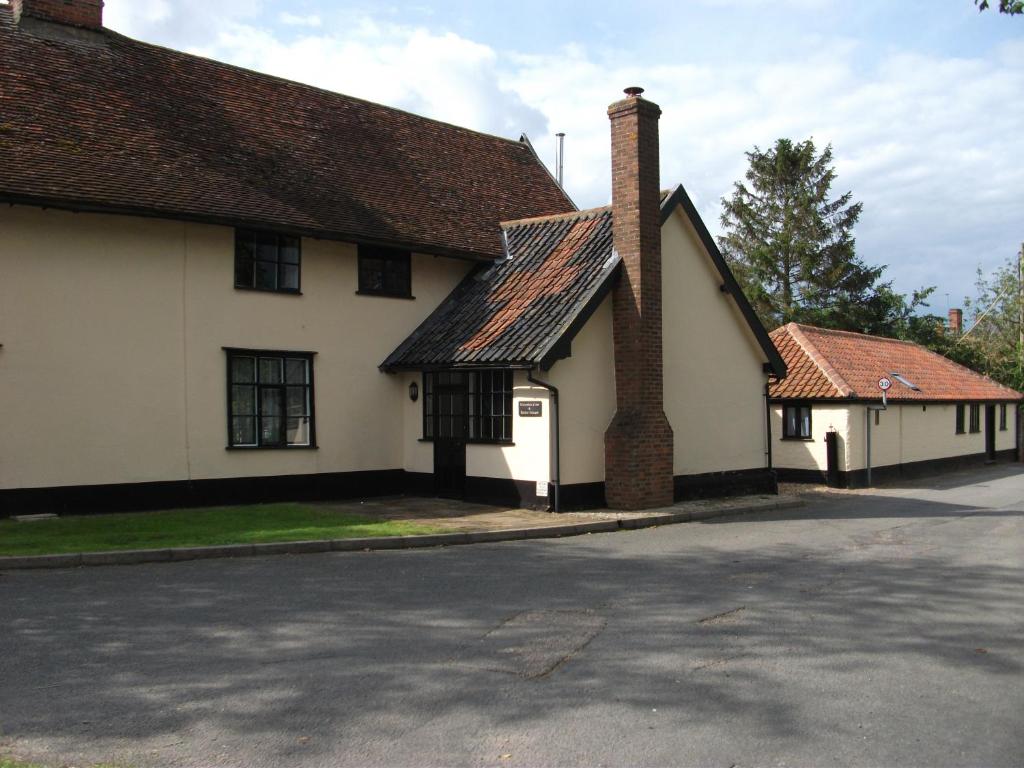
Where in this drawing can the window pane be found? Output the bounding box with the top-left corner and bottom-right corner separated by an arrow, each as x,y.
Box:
254,260 -> 277,290
280,264 -> 299,291
255,231 -> 279,263
785,408 -> 797,436
261,388 -> 283,416
231,385 -> 256,416
232,416 -> 256,446
259,358 -> 283,384
800,407 -> 811,437
231,356 -> 255,384
280,238 -> 300,264
286,386 -> 308,417
287,417 -> 309,446
235,257 -> 254,287
285,358 -> 308,384
261,416 -> 283,446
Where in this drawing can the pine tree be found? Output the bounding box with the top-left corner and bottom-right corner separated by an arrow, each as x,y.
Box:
718,138 -> 929,333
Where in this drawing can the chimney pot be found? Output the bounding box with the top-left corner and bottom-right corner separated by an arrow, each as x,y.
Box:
623,86 -> 645,97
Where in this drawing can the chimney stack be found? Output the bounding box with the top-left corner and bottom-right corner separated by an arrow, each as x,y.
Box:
12,0 -> 104,29
949,308 -> 963,335
603,87 -> 674,510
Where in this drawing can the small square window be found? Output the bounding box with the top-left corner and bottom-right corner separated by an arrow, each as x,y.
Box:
968,404 -> 981,433
782,403 -> 812,439
234,229 -> 301,293
358,245 -> 412,298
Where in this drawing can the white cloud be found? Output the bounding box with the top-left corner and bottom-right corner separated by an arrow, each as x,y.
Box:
279,12 -> 321,28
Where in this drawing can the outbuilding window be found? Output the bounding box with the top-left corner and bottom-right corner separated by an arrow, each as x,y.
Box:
969,404 -> 981,433
226,349 -> 315,448
955,404 -> 965,434
358,245 -> 412,298
234,229 -> 301,293
1000,403 -> 1007,431
782,403 -> 812,440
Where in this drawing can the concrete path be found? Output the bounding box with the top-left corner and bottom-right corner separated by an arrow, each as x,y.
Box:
1,465 -> 1022,767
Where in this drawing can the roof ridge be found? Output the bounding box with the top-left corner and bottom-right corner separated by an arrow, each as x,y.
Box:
794,323 -> 918,347
786,323 -> 855,397
501,205 -> 611,230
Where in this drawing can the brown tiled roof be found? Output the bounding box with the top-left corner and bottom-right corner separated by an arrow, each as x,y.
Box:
769,323 -> 1023,402
381,207 -> 618,371
0,11 -> 575,259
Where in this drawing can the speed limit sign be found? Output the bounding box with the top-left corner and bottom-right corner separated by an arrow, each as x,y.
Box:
878,377 -> 892,391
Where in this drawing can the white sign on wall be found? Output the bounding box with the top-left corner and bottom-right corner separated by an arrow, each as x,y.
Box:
536,480 -> 549,497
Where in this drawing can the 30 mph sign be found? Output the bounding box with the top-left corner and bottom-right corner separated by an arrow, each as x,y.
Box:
878,377 -> 892,391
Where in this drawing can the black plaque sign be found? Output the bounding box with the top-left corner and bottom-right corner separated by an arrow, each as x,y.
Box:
519,400 -> 543,417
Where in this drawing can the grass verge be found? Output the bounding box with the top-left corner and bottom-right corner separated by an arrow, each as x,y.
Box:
0,503 -> 441,557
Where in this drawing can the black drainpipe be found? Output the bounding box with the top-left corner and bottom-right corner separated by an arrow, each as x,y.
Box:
527,369 -> 560,513
764,381 -> 773,470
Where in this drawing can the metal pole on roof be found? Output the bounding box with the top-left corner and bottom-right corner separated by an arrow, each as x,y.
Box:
555,133 -> 565,188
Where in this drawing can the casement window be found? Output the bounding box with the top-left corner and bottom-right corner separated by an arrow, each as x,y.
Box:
358,245 -> 412,298
234,229 -> 301,293
955,404 -> 965,434
782,403 -> 812,440
226,349 -> 315,448
999,403 -> 1007,431
422,370 -> 514,443
969,403 -> 981,434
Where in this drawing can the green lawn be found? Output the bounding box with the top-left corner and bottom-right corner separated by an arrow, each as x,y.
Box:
0,503 -> 441,557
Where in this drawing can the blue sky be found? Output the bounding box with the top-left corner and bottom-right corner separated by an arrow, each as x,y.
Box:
104,0 -> 1024,317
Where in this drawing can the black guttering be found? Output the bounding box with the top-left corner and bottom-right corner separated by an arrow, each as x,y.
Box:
660,184 -> 787,378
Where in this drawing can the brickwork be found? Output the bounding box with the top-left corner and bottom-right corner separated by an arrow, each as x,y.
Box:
14,0 -> 104,28
604,90 -> 674,509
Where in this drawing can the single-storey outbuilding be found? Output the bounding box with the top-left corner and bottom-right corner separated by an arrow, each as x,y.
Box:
769,323 -> 1023,487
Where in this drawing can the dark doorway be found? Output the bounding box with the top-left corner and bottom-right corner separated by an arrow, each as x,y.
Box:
432,372 -> 468,498
985,404 -> 996,461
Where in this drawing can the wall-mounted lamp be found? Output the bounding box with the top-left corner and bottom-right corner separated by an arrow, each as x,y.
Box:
409,381 -> 419,402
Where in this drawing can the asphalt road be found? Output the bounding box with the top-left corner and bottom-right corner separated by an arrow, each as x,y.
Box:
2,466 -> 1022,768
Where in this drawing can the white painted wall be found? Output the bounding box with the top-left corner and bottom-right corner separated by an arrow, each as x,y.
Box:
662,208 -> 770,476
0,206 -> 470,489
773,401 -> 1018,475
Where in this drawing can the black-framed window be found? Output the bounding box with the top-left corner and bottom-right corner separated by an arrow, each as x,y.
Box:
969,403 -> 981,433
955,404 -> 965,434
422,370 -> 514,443
358,245 -> 411,298
999,403 -> 1007,431
782,403 -> 812,440
234,229 -> 301,293
226,349 -> 315,448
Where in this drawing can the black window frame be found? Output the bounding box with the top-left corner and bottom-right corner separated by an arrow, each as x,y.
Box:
782,402 -> 813,440
234,229 -> 302,294
955,404 -> 965,434
357,245 -> 413,299
422,370 -> 514,444
225,348 -> 317,449
999,403 -> 1007,431
969,403 -> 981,434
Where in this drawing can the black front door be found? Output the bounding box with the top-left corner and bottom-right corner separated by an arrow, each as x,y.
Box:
985,404 -> 996,460
433,372 -> 468,498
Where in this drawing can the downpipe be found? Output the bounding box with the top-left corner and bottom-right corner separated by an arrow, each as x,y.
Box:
527,369 -> 560,513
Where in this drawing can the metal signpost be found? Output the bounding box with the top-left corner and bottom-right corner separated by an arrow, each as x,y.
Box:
866,377 -> 892,486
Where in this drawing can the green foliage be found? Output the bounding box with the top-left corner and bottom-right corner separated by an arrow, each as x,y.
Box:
718,138 -> 931,335
975,0 -> 1024,14
958,258 -> 1024,390
0,503 -> 441,556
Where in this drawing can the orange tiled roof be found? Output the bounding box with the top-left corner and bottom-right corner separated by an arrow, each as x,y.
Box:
768,323 -> 1022,402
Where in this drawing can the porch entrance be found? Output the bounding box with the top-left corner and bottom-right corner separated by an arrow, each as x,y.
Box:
431,372 -> 468,498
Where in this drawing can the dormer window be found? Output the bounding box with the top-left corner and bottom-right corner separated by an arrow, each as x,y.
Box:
234,229 -> 301,293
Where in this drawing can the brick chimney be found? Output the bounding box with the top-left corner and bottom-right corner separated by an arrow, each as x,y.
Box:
603,87 -> 674,510
949,308 -> 963,335
11,0 -> 104,28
